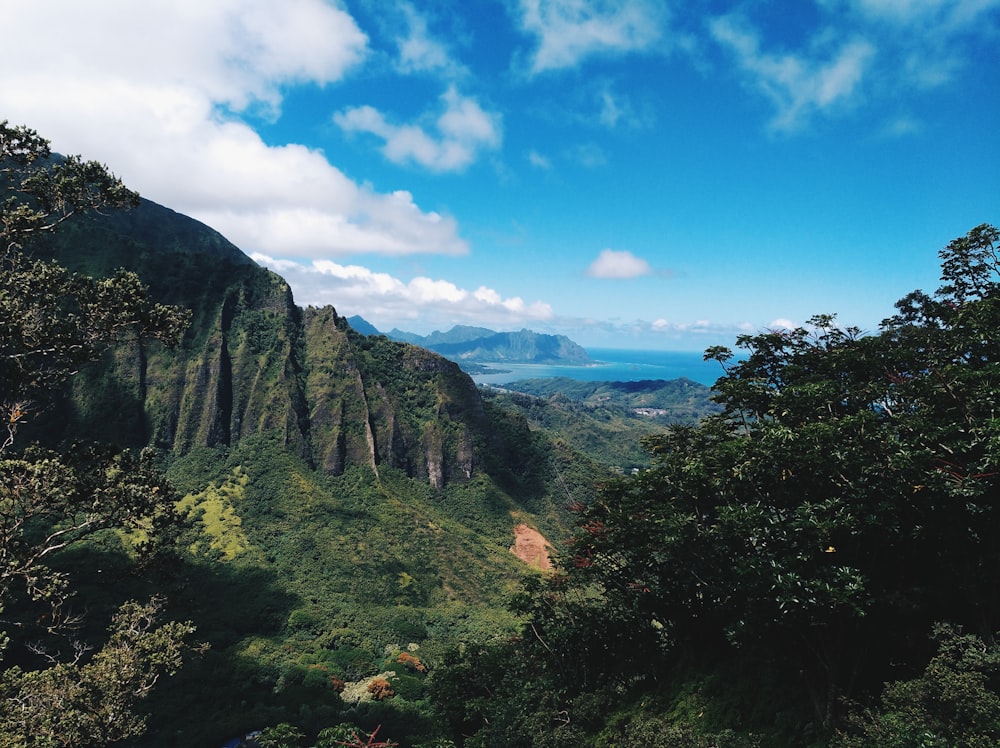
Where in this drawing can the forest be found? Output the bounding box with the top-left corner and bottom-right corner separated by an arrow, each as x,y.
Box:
2,121 -> 1000,747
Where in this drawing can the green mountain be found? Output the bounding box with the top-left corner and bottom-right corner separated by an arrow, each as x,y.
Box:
40,199 -> 511,490
384,324 -> 594,364
31,195 -> 622,745
499,376 -> 719,423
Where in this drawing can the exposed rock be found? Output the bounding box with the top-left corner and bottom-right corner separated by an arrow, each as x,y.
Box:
510,524 -> 553,570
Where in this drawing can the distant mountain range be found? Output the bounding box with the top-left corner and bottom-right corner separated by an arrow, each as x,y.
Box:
346,316 -> 593,365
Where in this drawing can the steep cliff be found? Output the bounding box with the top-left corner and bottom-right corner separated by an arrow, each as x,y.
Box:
39,199 -> 521,488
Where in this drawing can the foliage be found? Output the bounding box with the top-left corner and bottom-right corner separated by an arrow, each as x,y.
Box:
0,597 -> 195,746
430,224 -> 1000,745
835,624 -> 1000,748
0,122 -> 195,745
175,466 -> 251,560
257,722 -> 307,748
368,677 -> 396,701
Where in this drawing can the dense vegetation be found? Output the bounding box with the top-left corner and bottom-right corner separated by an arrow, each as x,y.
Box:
428,224 -> 1000,747
4,121 -> 999,746
0,121 -> 196,744
1,123 -> 611,746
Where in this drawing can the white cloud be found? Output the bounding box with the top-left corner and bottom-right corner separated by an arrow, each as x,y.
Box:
715,1 -> 1000,131
710,15 -> 875,131
0,1 -> 471,259
335,86 -> 502,172
395,3 -> 462,76
599,89 -> 626,128
635,317 -> 757,344
882,115 -> 924,137
837,0 -> 1000,89
251,255 -> 553,329
516,0 -> 666,73
567,143 -> 608,168
586,249 -> 653,279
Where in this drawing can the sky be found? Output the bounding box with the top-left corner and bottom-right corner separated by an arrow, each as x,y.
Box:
2,0 -> 997,351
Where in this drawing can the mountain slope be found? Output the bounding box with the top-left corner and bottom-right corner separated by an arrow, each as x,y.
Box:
29,195 -> 630,744
41,201 -> 518,490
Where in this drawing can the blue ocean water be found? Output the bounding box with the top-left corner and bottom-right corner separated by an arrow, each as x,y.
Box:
468,347 -> 726,387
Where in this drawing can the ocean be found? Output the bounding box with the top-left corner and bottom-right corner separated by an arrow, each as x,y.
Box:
467,347 -> 726,387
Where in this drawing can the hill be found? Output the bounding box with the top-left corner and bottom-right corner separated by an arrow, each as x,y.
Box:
481,377 -> 718,472
24,191 -> 622,745
499,376 -> 719,423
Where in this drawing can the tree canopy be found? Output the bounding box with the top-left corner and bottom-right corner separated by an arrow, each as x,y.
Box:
430,223 -> 1000,746
0,121 -> 194,746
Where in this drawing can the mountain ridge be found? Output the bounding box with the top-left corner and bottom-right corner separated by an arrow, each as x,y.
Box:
347,316 -> 592,365
37,199 -> 532,491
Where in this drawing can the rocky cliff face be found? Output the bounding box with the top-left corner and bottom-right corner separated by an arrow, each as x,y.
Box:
40,199 -> 516,488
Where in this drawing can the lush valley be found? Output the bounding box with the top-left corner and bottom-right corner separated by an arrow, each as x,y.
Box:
481,377 -> 719,473
4,125 -> 1000,748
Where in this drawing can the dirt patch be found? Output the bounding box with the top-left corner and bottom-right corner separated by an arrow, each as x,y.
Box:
510,524 -> 553,571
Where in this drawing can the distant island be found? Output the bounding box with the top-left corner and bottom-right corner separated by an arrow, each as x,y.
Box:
346,317 -> 592,366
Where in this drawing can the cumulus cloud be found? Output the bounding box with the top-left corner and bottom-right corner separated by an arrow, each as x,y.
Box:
516,0 -> 666,73
335,86 -> 502,172
251,255 -> 553,330
586,249 -> 653,279
0,0 -> 470,259
711,15 -> 875,131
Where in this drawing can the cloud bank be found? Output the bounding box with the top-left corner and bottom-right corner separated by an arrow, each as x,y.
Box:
253,255 -> 553,331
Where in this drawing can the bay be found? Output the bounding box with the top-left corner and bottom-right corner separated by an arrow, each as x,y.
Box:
467,347 -> 726,387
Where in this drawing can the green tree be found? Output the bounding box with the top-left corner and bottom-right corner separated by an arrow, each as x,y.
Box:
436,224 -> 1000,744
0,122 -> 194,745
0,598 -> 195,746
257,722 -> 306,748
568,224 -> 1000,730
835,624 -> 1000,748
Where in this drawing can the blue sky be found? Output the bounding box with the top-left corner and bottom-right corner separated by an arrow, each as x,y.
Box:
2,1 -> 997,350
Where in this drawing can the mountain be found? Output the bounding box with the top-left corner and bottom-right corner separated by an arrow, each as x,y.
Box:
348,317 -> 593,366
39,199 -> 525,489
30,194 -> 623,744
345,314 -> 380,336
383,325 -> 593,364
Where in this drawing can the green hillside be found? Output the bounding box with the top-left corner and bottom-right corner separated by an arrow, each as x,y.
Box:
5,144 -> 617,745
